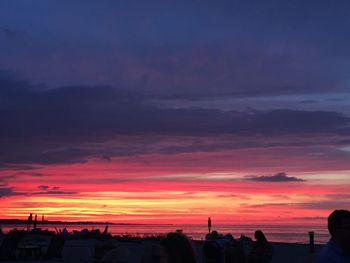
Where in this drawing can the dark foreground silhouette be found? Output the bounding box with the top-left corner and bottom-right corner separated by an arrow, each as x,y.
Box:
316,209 -> 350,263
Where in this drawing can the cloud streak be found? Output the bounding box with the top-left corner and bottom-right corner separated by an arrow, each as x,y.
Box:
0,186 -> 21,197
1,74 -> 350,165
245,172 -> 305,182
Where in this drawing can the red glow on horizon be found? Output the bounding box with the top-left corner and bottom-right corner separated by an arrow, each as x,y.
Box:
1,152 -> 349,225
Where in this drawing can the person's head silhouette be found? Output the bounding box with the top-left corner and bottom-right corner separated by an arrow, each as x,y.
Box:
316,209 -> 350,262
160,232 -> 197,263
328,209 -> 350,251
254,230 -> 268,243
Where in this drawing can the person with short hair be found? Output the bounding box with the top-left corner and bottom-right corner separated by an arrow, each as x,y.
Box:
316,209 -> 350,263
160,232 -> 198,263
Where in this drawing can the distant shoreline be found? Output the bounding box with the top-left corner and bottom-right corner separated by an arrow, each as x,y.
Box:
0,219 -> 173,226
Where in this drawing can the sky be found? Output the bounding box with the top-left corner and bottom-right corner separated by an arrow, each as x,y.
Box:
0,0 -> 350,225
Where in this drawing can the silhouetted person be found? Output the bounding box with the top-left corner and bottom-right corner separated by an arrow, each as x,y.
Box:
249,230 -> 272,263
160,232 -> 198,263
203,230 -> 226,263
225,234 -> 245,263
26,213 -> 33,231
316,209 -> 350,263
33,214 -> 37,229
102,225 -> 109,235
208,217 -> 212,234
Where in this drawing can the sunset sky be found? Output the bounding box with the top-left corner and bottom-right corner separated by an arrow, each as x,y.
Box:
1,0 -> 350,224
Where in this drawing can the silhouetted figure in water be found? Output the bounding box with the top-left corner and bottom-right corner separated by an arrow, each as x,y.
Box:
26,213 -> 33,231
208,217 -> 212,234
160,232 -> 198,263
316,209 -> 350,263
249,230 -> 272,263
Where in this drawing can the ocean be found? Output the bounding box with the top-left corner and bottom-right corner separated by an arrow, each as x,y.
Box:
0,223 -> 329,244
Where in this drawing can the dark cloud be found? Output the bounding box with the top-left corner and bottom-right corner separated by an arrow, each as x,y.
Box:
1,63 -> 350,165
235,198 -> 350,212
217,194 -> 251,200
101,155 -> 111,161
0,175 -> 16,181
0,187 -> 14,197
245,172 -> 305,182
31,190 -> 78,196
1,1 -> 350,98
0,74 -> 350,165
296,201 -> 350,210
243,203 -> 291,208
0,164 -> 37,171
31,173 -> 44,177
1,28 -> 17,39
37,148 -> 89,165
0,186 -> 20,197
1,183 -> 76,197
31,185 -> 76,195
1,75 -> 349,136
325,194 -> 350,200
292,216 -> 327,221
299,100 -> 318,104
0,27 -> 26,42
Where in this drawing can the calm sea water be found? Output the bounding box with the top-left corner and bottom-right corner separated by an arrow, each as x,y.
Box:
0,223 -> 329,244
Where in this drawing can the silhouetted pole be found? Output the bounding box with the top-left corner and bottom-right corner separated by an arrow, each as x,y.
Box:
309,231 -> 315,253
208,217 -> 212,234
